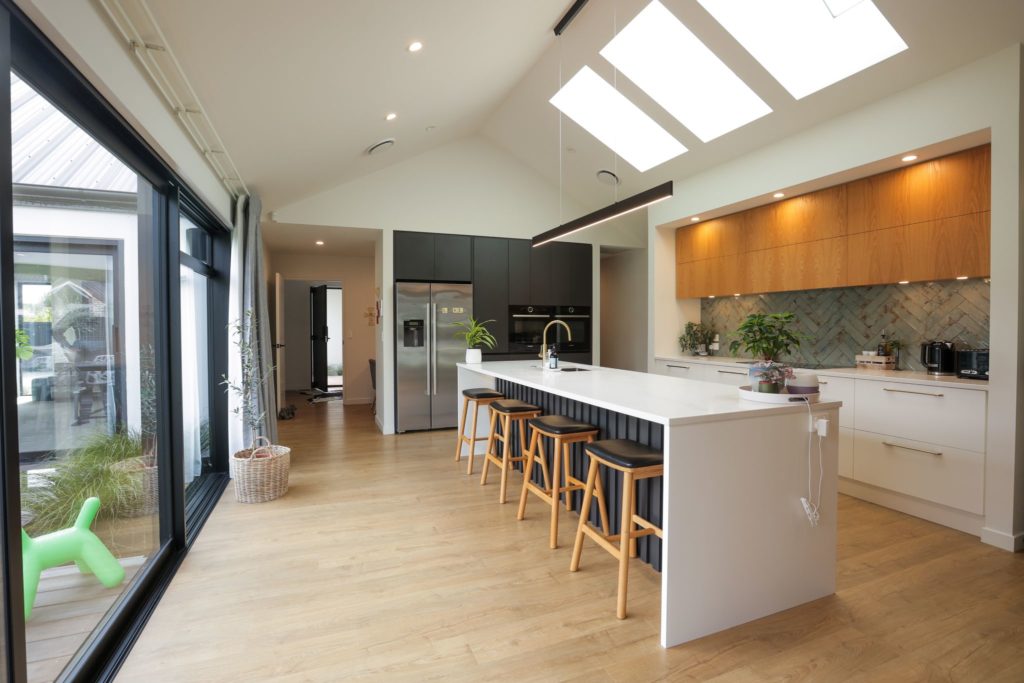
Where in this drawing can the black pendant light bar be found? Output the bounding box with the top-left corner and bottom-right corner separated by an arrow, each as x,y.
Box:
531,181 -> 673,248
554,0 -> 590,36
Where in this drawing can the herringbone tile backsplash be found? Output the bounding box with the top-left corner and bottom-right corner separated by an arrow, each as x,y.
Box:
699,280 -> 989,371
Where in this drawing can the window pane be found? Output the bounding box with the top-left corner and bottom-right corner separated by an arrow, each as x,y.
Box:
181,264 -> 212,492
12,71 -> 161,682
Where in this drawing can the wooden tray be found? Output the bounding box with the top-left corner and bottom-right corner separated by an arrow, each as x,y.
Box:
738,386 -> 820,403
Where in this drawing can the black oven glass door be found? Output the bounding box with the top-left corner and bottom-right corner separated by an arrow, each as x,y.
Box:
554,306 -> 590,352
509,306 -> 552,351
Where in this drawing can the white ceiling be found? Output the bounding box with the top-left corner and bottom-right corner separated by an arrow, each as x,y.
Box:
144,0 -> 1024,225
262,222 -> 378,256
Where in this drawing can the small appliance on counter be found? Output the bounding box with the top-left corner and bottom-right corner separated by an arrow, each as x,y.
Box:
956,348 -> 989,380
920,340 -> 957,376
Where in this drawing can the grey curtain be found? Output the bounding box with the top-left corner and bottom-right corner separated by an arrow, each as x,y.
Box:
227,194 -> 278,453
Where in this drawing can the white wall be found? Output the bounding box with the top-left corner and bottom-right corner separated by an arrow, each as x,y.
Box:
268,252 -> 377,405
16,0 -> 233,225
275,135 -> 649,434
600,249 -> 648,372
648,45 -> 1024,551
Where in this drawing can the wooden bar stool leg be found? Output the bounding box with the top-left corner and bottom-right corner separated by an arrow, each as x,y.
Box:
594,471 -> 611,536
537,437 -> 551,492
499,413 -> 513,504
455,396 -> 470,462
549,438 -> 562,549
562,443 -> 573,511
517,429 -> 540,520
630,485 -> 639,559
467,400 -> 482,475
479,409 -> 498,485
617,472 -> 634,619
570,459 -> 599,573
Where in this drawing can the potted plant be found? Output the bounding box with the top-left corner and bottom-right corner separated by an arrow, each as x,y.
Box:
729,312 -> 806,392
678,322 -> 716,356
222,310 -> 290,503
452,317 -> 497,363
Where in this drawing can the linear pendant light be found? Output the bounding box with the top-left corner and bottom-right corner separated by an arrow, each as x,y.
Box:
531,181 -> 673,248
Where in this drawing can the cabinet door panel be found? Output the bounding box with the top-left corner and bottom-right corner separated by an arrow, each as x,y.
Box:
434,234 -> 471,282
744,186 -> 847,252
676,213 -> 745,263
530,243 -> 554,305
854,380 -> 987,452
394,231 -> 435,280
838,427 -> 854,479
473,237 -> 509,353
508,239 -> 531,305
565,243 -> 592,304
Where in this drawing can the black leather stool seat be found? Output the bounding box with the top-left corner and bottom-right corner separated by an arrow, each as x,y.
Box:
491,399 -> 540,414
587,439 -> 663,469
462,387 -> 503,400
528,414 -> 597,435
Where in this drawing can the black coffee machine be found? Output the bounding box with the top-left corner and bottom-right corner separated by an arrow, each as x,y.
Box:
920,341 -> 957,376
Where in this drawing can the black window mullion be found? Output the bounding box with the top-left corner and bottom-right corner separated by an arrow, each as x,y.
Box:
161,191 -> 186,548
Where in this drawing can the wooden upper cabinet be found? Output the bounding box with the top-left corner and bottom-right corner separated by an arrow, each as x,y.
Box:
675,213 -> 745,263
745,186 -> 848,251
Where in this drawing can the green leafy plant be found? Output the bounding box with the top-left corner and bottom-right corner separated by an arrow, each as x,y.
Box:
222,309 -> 275,448
452,317 -> 497,350
15,329 -> 33,361
678,322 -> 715,354
729,312 -> 807,362
21,429 -> 148,535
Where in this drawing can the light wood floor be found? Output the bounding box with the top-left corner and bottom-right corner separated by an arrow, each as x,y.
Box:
117,395 -> 1024,682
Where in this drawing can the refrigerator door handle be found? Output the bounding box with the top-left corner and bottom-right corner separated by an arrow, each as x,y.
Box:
431,302 -> 438,395
424,304 -> 431,395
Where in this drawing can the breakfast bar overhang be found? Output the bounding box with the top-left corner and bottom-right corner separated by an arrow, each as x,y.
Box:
457,361 -> 842,648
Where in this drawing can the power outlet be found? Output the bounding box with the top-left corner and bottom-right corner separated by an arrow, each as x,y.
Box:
815,418 -> 829,437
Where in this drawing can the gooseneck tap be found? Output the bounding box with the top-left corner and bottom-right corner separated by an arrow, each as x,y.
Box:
539,319 -> 571,361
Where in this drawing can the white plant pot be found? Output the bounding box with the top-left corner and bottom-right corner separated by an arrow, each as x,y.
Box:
466,348 -> 482,364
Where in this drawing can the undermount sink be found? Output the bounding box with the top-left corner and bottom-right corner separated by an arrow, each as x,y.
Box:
559,367 -> 589,372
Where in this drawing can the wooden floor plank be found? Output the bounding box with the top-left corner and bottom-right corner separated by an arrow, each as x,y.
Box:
115,395 -> 1024,681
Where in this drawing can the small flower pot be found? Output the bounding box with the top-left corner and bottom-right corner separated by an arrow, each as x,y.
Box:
756,380 -> 782,394
465,349 -> 482,364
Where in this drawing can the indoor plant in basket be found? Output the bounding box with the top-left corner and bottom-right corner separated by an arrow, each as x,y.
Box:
678,322 -> 716,356
729,312 -> 805,393
452,317 -> 497,363
223,310 -> 290,503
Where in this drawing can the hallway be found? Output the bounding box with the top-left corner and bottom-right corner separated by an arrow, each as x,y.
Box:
116,397 -> 1024,681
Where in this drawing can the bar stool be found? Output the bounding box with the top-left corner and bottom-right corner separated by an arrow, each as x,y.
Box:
454,388 -> 504,475
480,399 -> 541,503
569,439 -> 663,619
517,415 -> 607,549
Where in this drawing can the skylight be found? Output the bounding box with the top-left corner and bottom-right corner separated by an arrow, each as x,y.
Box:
697,0 -> 907,100
600,0 -> 771,143
550,66 -> 687,172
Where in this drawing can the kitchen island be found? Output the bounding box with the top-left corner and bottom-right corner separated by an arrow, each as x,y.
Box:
457,360 -> 841,648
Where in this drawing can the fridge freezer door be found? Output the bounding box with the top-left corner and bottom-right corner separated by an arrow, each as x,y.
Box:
430,283 -> 472,429
396,282 -> 431,432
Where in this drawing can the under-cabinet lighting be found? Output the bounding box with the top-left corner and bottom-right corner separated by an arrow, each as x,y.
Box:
315,241 -> 325,246
898,280 -> 909,285
956,276 -> 969,280
600,0 -> 771,142
697,0 -> 907,99
901,154 -> 918,162
532,181 -> 673,247
550,66 -> 687,172
733,293 -> 741,297
708,295 -> 715,299
691,216 -> 700,222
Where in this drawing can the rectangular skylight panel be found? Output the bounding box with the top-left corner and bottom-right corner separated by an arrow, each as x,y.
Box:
550,66 -> 687,172
697,0 -> 908,100
600,0 -> 771,143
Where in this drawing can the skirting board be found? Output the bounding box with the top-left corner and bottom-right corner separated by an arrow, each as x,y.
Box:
838,477 -> 984,538
980,527 -> 1024,552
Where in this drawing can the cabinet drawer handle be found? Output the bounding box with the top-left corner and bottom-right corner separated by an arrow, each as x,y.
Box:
717,370 -> 747,376
883,387 -> 944,398
667,364 -> 690,370
818,380 -> 828,385
883,440 -> 943,456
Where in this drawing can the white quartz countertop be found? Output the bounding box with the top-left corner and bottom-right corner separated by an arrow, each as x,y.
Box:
654,355 -> 989,391
460,360 -> 840,427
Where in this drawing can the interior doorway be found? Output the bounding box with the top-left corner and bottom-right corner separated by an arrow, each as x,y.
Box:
310,284 -> 343,392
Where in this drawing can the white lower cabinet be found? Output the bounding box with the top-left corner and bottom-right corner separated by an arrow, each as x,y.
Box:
707,366 -> 749,386
838,427 -> 854,479
665,361 -> 704,381
852,430 -> 984,515
817,375 -> 855,429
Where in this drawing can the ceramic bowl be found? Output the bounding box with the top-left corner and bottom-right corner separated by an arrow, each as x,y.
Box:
787,373 -> 819,394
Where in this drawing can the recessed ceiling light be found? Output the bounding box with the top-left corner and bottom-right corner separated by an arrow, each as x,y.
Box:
596,169 -> 620,186
691,216 -> 700,222
956,276 -> 969,280
898,280 -> 909,284
408,41 -> 423,53
550,66 -> 687,172
385,113 -> 397,121
600,0 -> 771,142
698,0 -> 907,99
773,192 -> 785,198
315,241 -> 324,246
901,154 -> 918,162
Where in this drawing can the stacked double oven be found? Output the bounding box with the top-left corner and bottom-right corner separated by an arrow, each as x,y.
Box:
508,305 -> 591,356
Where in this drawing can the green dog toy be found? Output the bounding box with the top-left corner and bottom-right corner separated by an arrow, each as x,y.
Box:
22,497 -> 125,619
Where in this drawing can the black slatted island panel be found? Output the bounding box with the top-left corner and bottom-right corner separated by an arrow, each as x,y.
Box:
496,379 -> 664,571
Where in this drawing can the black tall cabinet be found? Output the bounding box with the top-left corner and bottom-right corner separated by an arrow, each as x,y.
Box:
472,237 -> 509,353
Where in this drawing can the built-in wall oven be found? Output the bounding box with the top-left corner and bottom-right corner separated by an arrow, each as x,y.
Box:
508,305 -> 553,353
552,306 -> 590,353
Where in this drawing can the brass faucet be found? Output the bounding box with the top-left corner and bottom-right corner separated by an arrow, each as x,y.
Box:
539,319 -> 572,361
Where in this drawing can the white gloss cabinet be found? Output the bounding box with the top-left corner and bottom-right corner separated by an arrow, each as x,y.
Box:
854,380 -> 987,452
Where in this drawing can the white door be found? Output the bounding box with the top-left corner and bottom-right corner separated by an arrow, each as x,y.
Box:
275,272 -> 285,408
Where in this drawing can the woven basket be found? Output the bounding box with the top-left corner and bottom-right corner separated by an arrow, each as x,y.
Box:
230,436 -> 290,503
114,455 -> 159,518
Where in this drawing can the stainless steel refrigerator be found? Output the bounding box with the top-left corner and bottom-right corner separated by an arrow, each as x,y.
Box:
395,282 -> 472,432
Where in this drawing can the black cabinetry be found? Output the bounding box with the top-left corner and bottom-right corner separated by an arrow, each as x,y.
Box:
508,239 -> 531,306
394,231 -> 471,281
472,237 -> 509,353
552,242 -> 592,305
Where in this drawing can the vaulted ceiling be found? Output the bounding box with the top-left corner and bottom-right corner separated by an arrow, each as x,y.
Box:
143,0 -> 1024,218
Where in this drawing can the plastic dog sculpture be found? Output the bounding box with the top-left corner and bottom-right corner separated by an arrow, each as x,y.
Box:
22,497 -> 125,619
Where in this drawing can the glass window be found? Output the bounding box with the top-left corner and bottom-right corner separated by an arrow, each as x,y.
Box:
180,213 -> 210,264
180,263 -> 212,490
12,71 -> 161,682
